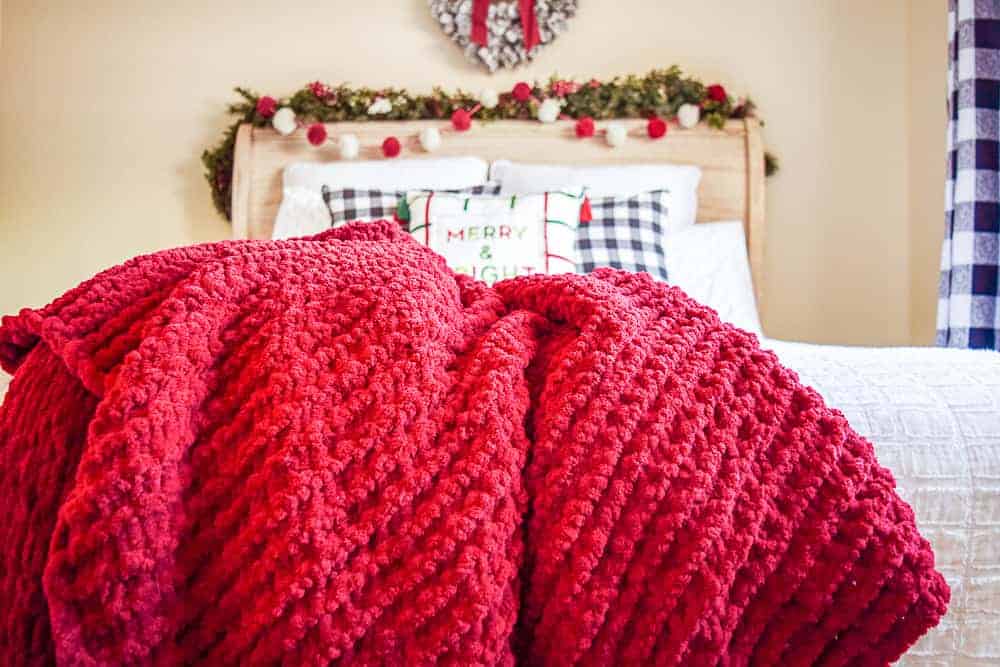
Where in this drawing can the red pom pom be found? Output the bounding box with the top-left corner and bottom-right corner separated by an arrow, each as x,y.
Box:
575,117 -> 595,138
307,123 -> 328,146
647,116 -> 668,139
451,109 -> 472,131
382,136 -> 402,158
256,96 -> 277,119
706,84 -> 728,103
512,82 -> 533,103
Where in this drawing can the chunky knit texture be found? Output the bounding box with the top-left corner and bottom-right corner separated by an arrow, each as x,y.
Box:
0,222 -> 948,666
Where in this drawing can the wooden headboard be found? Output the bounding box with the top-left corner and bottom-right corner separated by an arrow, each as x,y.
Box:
231,118 -> 765,297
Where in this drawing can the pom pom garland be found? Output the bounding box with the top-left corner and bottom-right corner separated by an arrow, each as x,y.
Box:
266,77 -> 740,155
677,103 -> 700,129
269,80 -> 728,159
479,89 -> 499,108
575,116 -> 595,138
339,133 -> 360,160
255,96 -> 277,119
451,109 -> 472,131
205,69 -> 776,220
647,116 -> 668,139
707,84 -> 728,103
512,82 -> 533,103
419,127 -> 442,152
271,107 -> 298,136
382,136 -> 402,158
536,99 -> 561,124
306,123 -> 328,146
605,122 -> 628,148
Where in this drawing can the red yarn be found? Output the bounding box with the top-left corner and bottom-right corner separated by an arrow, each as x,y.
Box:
647,116 -> 668,139
381,136 -> 401,158
306,123 -> 327,146
0,222 -> 949,665
255,95 -> 277,119
575,116 -> 595,138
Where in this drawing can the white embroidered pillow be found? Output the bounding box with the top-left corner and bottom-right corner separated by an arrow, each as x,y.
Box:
406,190 -> 583,285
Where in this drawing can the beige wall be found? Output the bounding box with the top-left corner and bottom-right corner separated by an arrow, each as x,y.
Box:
908,1 -> 949,345
0,0 -> 946,345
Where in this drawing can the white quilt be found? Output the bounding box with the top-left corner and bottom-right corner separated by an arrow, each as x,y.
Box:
1,341 -> 998,664
764,340 -> 1000,666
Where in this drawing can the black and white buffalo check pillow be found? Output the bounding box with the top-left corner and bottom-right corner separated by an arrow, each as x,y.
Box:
321,183 -> 500,228
577,191 -> 670,281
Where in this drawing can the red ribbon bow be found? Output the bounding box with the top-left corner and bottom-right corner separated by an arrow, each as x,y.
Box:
470,0 -> 540,51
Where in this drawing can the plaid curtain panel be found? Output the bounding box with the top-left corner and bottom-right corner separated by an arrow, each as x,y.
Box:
577,191 -> 670,281
938,0 -> 1000,349
321,184 -> 500,227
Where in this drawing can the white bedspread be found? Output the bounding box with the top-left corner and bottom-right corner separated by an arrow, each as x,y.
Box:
765,340 -> 1000,666
1,341 -> 998,664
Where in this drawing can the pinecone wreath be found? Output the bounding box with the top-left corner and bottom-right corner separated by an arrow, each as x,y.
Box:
429,0 -> 579,72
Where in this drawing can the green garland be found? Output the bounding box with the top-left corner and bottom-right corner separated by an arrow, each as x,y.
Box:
203,66 -> 777,221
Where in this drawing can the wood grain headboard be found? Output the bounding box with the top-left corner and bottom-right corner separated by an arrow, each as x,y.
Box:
231,118 -> 765,298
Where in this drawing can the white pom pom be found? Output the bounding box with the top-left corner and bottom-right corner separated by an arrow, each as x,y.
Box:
419,127 -> 442,152
677,103 -> 700,129
272,107 -> 297,136
367,97 -> 392,115
338,133 -> 360,160
536,98 -> 561,124
478,88 -> 500,109
605,122 -> 628,148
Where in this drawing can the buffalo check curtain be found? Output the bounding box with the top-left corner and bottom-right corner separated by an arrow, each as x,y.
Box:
938,0 -> 1000,349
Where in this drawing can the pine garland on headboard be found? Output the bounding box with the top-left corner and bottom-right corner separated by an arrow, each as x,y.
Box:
202,66 -> 778,221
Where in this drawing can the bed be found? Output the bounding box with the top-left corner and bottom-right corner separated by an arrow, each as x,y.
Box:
215,119 -> 1000,665
219,117 -> 1000,665
767,341 -> 1000,665
0,119 -> 995,664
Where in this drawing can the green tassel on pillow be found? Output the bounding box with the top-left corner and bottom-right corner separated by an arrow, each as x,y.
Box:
396,197 -> 411,224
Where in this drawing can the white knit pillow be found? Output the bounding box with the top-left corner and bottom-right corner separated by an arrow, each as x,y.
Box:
406,189 -> 583,285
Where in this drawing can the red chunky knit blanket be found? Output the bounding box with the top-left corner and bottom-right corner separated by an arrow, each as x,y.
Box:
0,222 -> 948,666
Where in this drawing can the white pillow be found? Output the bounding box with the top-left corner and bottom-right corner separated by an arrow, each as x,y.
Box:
406,189 -> 583,285
664,221 -> 763,335
490,160 -> 702,231
273,158 -> 490,239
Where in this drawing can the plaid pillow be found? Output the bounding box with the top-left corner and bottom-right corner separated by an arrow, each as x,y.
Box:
321,183 -> 500,227
577,191 -> 670,281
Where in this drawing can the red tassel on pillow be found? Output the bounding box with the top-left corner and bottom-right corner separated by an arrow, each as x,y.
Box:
579,197 -> 593,224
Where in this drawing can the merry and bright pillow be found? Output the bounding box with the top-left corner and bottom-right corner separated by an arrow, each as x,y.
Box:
406,189 -> 583,285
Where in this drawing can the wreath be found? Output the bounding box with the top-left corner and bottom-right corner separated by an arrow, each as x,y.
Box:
429,0 -> 579,72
